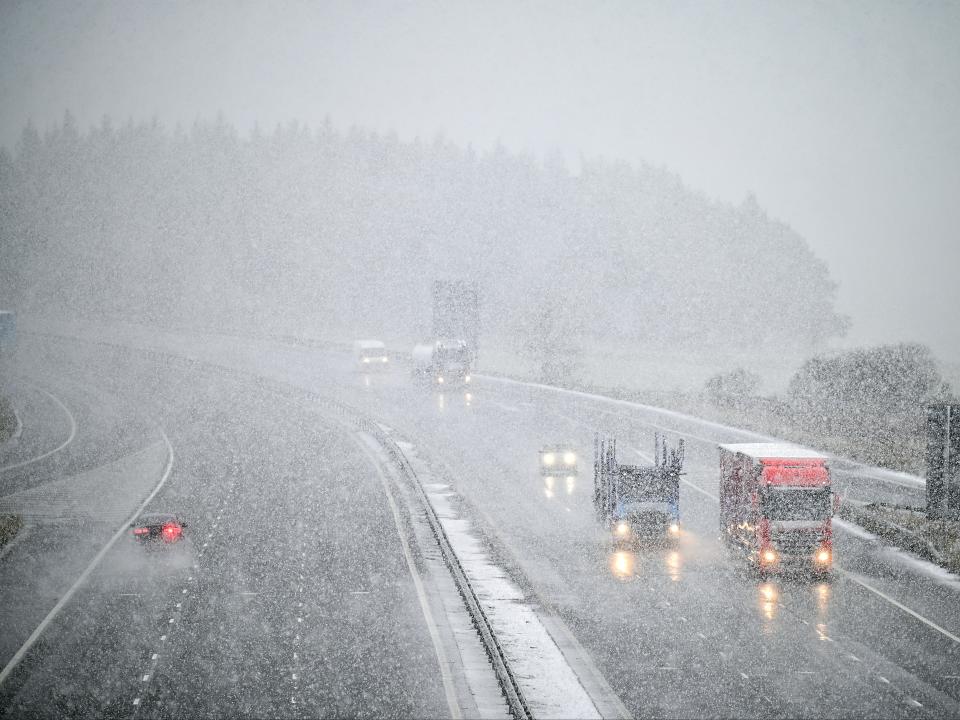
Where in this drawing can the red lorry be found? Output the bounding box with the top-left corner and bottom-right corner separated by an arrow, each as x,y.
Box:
719,443 -> 835,576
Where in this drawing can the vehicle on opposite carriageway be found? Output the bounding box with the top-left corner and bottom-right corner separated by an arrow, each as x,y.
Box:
131,513 -> 187,546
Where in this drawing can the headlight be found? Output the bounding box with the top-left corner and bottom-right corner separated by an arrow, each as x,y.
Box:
437,376 -> 444,384
563,452 -> 576,465
542,453 -> 556,466
362,357 -> 371,363
381,357 -> 389,363
669,523 -> 680,534
762,549 -> 778,564
615,522 -> 630,535
464,374 -> 471,383
816,549 -> 831,564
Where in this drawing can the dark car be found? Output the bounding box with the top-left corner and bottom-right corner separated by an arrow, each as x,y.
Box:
131,513 -> 187,544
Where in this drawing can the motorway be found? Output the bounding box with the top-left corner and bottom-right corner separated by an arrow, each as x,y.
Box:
0,336 -> 474,718
2,327 -> 960,718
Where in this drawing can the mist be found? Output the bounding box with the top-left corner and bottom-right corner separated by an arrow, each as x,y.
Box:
2,0 -> 958,361
3,4 -> 960,719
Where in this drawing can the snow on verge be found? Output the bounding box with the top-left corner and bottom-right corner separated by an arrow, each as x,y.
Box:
396,440 -> 603,720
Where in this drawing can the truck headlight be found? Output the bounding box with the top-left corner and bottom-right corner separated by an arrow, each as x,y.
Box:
542,453 -> 555,466
563,452 -> 576,465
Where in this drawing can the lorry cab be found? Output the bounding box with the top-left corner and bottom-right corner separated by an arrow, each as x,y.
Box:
595,434 -> 683,546
411,338 -> 472,386
610,466 -> 681,543
719,443 -> 834,576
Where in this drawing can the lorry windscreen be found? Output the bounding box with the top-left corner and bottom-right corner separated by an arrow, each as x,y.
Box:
761,487 -> 831,521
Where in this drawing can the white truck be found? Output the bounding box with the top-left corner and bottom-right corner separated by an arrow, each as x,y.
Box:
411,339 -> 472,387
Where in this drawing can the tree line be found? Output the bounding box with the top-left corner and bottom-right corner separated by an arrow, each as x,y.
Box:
0,111 -> 849,353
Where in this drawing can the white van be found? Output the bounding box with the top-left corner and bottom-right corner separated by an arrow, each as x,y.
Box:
353,339 -> 390,370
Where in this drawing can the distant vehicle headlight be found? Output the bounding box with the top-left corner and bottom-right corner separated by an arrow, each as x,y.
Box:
464,374 -> 471,383
615,522 -> 630,535
381,357 -> 389,363
669,523 -> 680,534
362,357 -> 371,363
816,548 -> 831,564
542,453 -> 556,466
762,549 -> 778,564
563,452 -> 576,465
437,376 -> 444,384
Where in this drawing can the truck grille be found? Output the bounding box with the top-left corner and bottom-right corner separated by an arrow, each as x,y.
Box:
772,530 -> 820,554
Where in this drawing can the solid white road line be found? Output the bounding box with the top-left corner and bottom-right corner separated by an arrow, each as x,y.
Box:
0,427 -> 175,686
355,432 -> 462,720
841,571 -> 960,646
0,382 -> 77,473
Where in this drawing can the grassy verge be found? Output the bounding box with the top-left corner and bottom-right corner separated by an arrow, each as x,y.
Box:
0,514 -> 23,551
839,503 -> 960,575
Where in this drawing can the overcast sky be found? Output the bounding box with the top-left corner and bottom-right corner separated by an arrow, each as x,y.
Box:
1,0 -> 958,361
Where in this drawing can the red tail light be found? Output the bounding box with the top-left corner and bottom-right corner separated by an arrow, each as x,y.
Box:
133,527 -> 150,536
161,522 -> 182,542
